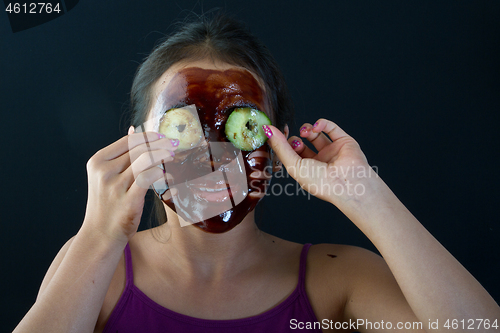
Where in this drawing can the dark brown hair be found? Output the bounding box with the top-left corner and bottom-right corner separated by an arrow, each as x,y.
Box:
129,13 -> 294,226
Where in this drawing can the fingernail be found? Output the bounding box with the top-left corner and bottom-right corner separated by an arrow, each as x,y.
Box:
300,126 -> 307,133
313,122 -> 319,128
263,125 -> 273,138
170,139 -> 179,147
170,151 -> 175,157
291,140 -> 301,149
158,133 -> 166,139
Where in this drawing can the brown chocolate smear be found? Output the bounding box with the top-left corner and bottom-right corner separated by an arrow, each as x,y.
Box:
155,67 -> 272,233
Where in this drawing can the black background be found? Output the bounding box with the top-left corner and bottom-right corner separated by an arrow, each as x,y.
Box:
1,1 -> 499,331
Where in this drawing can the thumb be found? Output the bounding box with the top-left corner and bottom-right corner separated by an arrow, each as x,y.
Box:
263,125 -> 301,179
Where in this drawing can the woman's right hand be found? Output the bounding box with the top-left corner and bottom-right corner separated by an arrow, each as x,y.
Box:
82,127 -> 178,244
13,127 -> 179,333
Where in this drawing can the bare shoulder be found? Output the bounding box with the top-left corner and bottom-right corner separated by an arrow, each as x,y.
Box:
305,244 -> 389,320
306,244 -> 419,328
307,243 -> 387,279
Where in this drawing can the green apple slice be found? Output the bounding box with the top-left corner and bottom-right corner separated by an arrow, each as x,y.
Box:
225,108 -> 271,151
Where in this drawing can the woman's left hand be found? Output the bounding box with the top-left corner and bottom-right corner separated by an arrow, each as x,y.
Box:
264,119 -> 373,205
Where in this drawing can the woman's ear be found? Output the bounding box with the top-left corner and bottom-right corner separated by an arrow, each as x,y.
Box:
272,124 -> 289,173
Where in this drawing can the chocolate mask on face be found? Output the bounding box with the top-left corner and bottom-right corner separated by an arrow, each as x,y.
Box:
149,67 -> 273,233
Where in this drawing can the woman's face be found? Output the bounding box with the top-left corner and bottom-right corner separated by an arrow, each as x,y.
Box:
145,59 -> 272,233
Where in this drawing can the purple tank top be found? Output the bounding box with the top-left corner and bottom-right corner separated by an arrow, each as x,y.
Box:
103,243 -> 321,332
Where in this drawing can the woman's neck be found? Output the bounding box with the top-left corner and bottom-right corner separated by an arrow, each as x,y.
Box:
149,209 -> 271,283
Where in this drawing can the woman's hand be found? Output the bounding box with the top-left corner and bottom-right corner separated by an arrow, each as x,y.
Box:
267,119 -> 500,326
13,128 -> 179,333
82,127 -> 178,244
264,119 -> 372,205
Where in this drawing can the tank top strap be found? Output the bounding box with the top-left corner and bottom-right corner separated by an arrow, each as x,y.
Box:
298,243 -> 312,292
124,243 -> 134,287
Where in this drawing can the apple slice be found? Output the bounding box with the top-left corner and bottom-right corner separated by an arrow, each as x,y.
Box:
225,108 -> 271,151
158,108 -> 203,150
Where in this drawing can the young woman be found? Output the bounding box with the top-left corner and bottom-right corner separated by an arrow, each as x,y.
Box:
14,15 -> 499,333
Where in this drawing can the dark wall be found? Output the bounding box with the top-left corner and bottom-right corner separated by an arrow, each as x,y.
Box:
2,1 -> 499,330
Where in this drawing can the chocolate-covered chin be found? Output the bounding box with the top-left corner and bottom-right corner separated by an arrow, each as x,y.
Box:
154,145 -> 272,233
150,67 -> 273,233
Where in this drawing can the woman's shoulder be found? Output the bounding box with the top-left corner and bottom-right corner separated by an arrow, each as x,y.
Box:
308,243 -> 382,267
307,243 -> 387,287
305,243 -> 389,321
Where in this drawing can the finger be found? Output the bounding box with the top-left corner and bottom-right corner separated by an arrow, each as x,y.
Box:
95,132 -> 166,162
128,149 -> 175,184
263,125 -> 301,179
104,137 -> 178,175
300,122 -> 333,152
127,132 -> 175,160
115,149 -> 173,194
312,119 -> 350,143
128,137 -> 179,166
288,136 -> 316,159
129,167 -> 171,195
